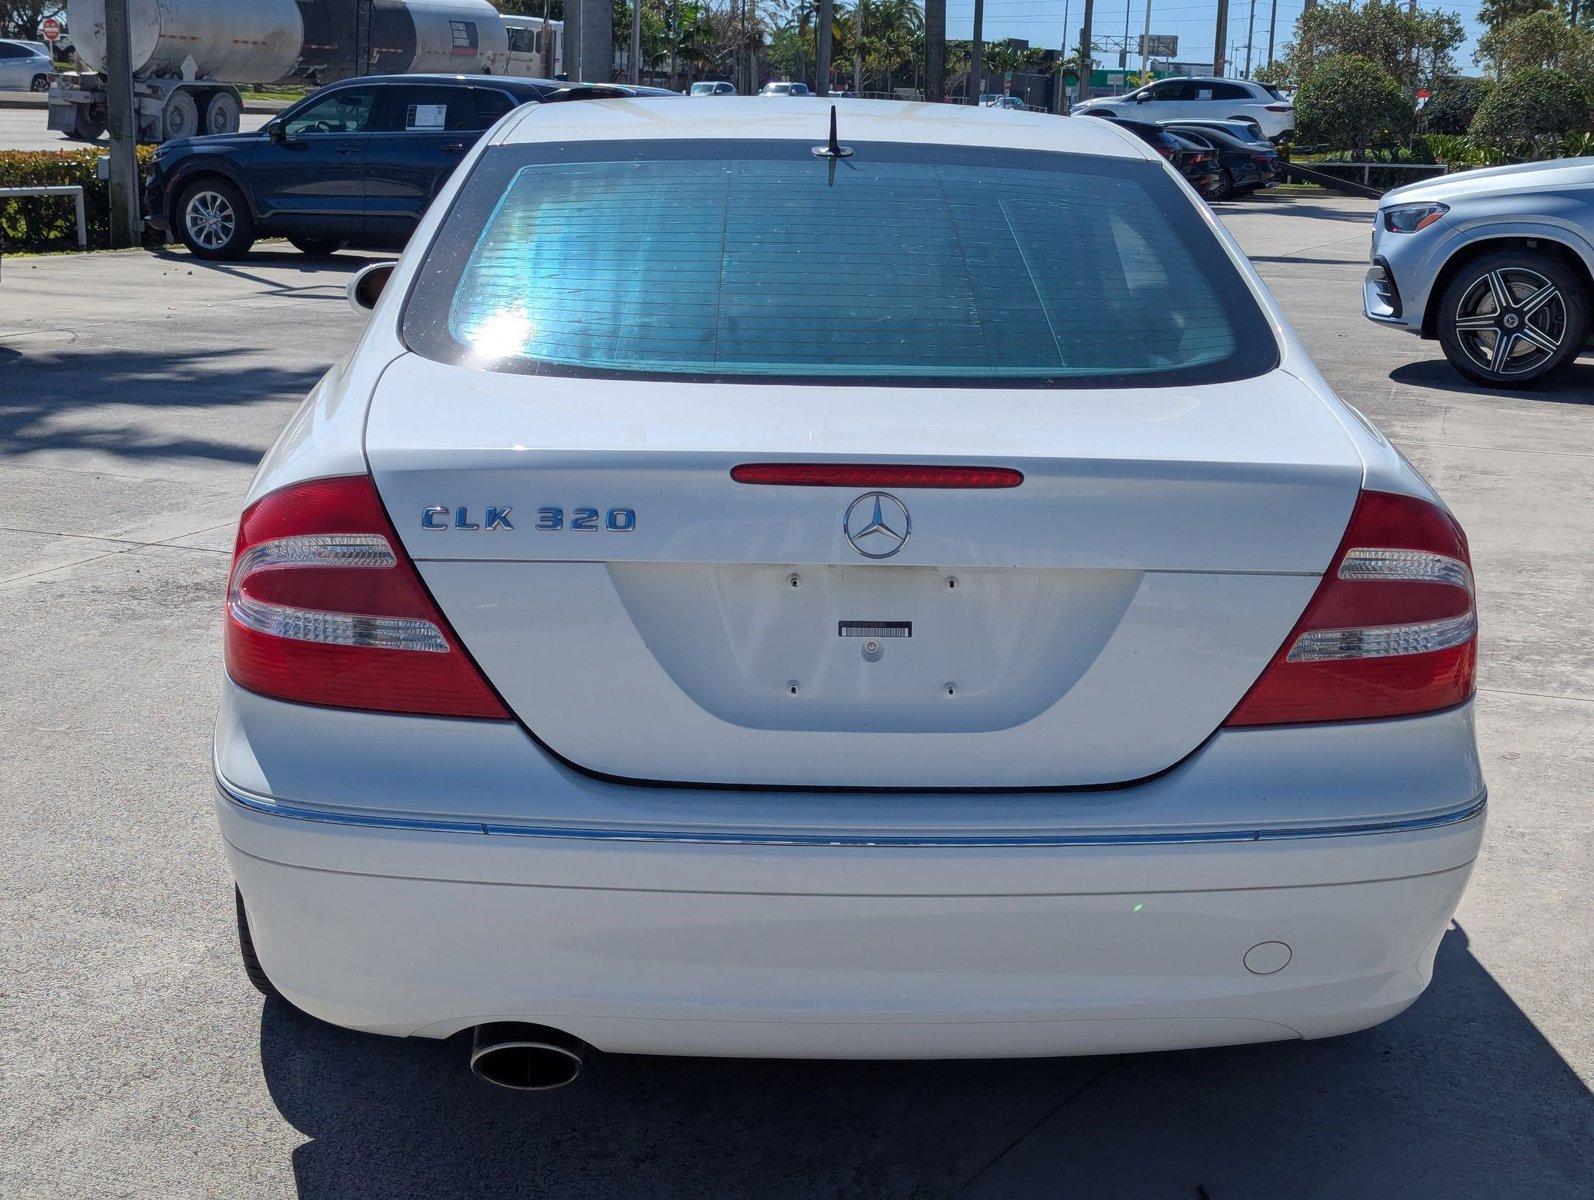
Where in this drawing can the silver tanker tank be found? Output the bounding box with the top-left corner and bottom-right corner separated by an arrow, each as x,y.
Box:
64,0 -> 509,93
55,0 -> 508,141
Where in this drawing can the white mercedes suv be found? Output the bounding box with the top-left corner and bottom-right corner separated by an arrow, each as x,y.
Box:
216,98 -> 1483,1090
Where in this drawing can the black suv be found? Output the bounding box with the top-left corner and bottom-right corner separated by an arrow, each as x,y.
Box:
144,75 -> 671,259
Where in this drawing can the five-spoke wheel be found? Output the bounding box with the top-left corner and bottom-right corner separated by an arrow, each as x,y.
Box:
1437,250 -> 1588,387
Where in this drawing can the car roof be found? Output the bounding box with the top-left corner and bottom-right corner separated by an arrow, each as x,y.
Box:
497,96 -> 1154,159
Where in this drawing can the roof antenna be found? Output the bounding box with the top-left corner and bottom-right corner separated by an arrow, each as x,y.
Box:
811,105 -> 853,160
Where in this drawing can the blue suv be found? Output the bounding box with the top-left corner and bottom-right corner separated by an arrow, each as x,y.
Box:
144,75 -> 668,259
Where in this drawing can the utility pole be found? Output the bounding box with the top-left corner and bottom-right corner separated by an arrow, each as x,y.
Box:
1119,0 -> 1130,68
1077,0 -> 1094,100
565,0 -> 581,77
923,0 -> 944,100
581,0 -> 613,82
853,0 -> 862,93
1141,0 -> 1152,79
1055,0 -> 1071,112
1243,0 -> 1255,77
1212,0 -> 1228,76
1266,0 -> 1277,69
540,0 -> 552,77
103,0 -> 139,248
970,0 -> 983,100
629,0 -> 642,83
819,0 -> 834,93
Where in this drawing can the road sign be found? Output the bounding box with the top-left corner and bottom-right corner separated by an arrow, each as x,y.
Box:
1139,33 -> 1178,57
41,17 -> 62,42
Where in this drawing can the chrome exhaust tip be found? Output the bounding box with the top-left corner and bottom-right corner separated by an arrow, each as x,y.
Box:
469,1022 -> 587,1091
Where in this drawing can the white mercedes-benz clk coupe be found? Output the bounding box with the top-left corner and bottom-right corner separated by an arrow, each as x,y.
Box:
215,98 -> 1484,1090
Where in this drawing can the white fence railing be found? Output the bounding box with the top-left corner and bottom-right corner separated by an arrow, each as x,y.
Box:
0,184 -> 88,250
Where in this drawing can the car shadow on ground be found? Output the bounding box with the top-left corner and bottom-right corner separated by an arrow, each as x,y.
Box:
258,925 -> 1591,1199
1390,357 -> 1594,405
0,343 -> 326,465
150,245 -> 393,299
1219,194 -> 1375,224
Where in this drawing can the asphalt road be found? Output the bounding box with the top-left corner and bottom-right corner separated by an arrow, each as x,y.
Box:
2,196 -> 1590,1199
0,104 -> 270,151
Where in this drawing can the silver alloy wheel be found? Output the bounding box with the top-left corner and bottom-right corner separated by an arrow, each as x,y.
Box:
185,190 -> 237,251
1452,266 -> 1566,376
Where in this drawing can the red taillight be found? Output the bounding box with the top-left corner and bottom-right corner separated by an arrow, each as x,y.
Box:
1264,103 -> 1292,112
1156,144 -> 1177,160
731,464 -> 1024,488
224,475 -> 509,719
1188,151 -> 1213,164
1225,490 -> 1476,727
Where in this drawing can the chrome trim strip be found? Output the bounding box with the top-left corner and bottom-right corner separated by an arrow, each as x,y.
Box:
216,776 -> 1486,848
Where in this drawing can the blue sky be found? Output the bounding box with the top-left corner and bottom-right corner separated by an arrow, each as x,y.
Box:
940,0 -> 1489,77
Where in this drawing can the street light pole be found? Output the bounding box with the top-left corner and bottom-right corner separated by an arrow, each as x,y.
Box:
970,0 -> 983,101
103,0 -> 139,248
1243,0 -> 1256,78
1055,0 -> 1071,112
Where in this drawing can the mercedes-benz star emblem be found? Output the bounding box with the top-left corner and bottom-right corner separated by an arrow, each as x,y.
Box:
843,492 -> 911,559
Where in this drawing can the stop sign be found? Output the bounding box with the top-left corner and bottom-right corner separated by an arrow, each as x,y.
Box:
41,17 -> 61,42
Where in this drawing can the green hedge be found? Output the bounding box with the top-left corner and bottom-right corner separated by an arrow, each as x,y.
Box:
1470,68 -> 1591,151
0,146 -> 157,253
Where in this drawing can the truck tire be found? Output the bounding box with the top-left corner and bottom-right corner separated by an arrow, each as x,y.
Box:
163,90 -> 200,141
204,91 -> 242,135
1436,249 -> 1589,388
69,105 -> 106,141
235,887 -> 282,1000
177,178 -> 256,260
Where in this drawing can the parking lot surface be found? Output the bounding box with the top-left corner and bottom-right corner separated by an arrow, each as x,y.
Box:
0,104 -> 272,152
2,196 -> 1590,1198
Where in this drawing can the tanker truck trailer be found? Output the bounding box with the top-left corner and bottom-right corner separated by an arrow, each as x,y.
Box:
49,0 -> 508,142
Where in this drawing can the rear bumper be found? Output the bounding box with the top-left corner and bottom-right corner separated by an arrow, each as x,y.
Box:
215,684 -> 1485,1057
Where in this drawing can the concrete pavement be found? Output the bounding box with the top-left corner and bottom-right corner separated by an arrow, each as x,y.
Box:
0,105 -> 271,152
0,196 -> 1589,1198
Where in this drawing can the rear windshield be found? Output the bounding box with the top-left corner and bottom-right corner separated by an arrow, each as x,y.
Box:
402,139 -> 1278,387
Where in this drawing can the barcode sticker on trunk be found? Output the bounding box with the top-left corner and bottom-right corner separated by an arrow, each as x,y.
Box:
838,621 -> 912,638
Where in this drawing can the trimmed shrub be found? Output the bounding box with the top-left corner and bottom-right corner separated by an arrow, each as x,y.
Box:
0,146 -> 157,253
1296,54 -> 1411,157
1421,77 -> 1493,135
1470,68 -> 1590,148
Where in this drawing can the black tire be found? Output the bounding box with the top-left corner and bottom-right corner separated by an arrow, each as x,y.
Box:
1436,249 -> 1589,388
30,74 -> 50,92
235,887 -> 282,1000
1211,167 -> 1235,201
288,236 -> 347,257
176,177 -> 255,260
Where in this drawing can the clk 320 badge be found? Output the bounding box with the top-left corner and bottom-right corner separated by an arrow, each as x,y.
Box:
422,506 -> 636,531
